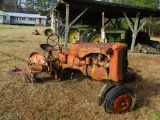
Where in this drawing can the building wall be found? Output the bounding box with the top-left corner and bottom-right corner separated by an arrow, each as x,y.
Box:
9,17 -> 46,25
0,16 -> 3,24
1,13 -> 46,26
3,15 -> 10,24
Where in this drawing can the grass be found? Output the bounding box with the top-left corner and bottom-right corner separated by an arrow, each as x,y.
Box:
0,25 -> 160,120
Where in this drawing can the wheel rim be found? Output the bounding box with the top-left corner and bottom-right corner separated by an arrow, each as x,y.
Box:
90,34 -> 101,43
68,30 -> 79,43
113,94 -> 133,113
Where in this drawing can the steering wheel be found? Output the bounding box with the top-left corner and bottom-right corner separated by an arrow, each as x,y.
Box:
47,33 -> 59,47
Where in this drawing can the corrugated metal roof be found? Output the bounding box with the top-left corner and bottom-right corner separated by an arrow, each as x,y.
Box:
56,0 -> 160,18
5,12 -> 47,19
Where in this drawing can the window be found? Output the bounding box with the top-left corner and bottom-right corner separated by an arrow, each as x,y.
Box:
3,16 -> 6,20
29,18 -> 35,21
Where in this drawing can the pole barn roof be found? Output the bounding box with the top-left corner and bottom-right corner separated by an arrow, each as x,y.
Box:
55,0 -> 160,19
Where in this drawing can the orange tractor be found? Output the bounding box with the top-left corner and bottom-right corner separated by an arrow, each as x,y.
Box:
10,33 -> 136,114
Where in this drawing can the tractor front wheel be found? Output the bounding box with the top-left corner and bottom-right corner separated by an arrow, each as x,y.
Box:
104,85 -> 136,114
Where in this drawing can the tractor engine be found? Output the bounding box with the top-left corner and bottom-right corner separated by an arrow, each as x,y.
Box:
56,43 -> 128,84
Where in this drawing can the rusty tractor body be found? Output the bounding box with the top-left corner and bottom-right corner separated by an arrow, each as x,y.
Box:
10,34 -> 136,114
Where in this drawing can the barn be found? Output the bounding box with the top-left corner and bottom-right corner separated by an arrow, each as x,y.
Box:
0,11 -> 47,26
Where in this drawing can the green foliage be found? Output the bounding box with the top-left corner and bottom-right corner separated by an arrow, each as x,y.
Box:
0,0 -> 24,12
36,0 -> 49,12
24,0 -> 58,19
108,35 -> 115,42
154,21 -> 160,25
102,0 -> 159,8
0,0 -> 4,9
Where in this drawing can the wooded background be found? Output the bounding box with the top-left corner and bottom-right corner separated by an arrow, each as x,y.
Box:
1,0 -> 160,36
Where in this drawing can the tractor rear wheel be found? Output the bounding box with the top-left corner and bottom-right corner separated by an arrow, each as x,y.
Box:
104,85 -> 136,113
68,28 -> 79,43
87,32 -> 101,43
79,29 -> 94,42
59,27 -> 65,40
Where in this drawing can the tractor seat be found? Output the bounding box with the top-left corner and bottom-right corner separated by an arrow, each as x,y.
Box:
40,44 -> 57,52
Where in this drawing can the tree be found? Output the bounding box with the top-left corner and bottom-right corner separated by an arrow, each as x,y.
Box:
1,0 -> 24,12
24,0 -> 58,15
0,0 -> 4,10
25,0 -> 37,13
101,0 -> 159,8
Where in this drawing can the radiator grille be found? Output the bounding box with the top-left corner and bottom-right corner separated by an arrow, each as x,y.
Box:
118,50 -> 128,76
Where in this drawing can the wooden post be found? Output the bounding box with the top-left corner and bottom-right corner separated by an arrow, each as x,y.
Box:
123,11 -> 151,53
65,4 -> 69,49
130,12 -> 140,53
101,12 -> 105,43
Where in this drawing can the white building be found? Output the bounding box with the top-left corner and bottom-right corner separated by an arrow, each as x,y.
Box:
0,11 -> 47,26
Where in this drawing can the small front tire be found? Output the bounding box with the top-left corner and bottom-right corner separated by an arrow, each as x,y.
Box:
104,85 -> 136,114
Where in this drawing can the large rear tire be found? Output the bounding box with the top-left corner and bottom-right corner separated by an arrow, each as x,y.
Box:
68,28 -> 79,43
79,29 -> 94,43
87,32 -> 101,43
104,85 -> 136,114
59,27 -> 65,40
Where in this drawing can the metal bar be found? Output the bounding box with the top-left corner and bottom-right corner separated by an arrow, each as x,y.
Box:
65,4 -> 69,49
69,7 -> 89,27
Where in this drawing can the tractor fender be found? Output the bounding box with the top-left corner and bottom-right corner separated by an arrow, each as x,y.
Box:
29,52 -> 47,66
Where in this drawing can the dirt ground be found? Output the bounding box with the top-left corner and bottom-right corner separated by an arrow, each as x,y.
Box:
0,25 -> 160,120
150,36 -> 160,42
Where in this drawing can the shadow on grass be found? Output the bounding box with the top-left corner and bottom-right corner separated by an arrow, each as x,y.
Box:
128,73 -> 160,111
35,68 -> 89,84
33,68 -> 160,113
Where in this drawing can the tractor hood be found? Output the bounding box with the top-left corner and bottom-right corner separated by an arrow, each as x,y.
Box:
69,43 -> 127,58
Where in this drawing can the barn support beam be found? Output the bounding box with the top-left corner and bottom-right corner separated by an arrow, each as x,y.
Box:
65,4 -> 69,48
56,11 -> 60,34
101,12 -> 105,43
123,11 -> 151,52
131,12 -> 140,53
69,7 -> 89,27
50,8 -> 56,32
